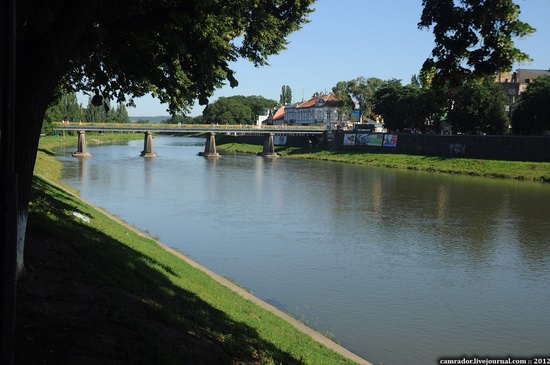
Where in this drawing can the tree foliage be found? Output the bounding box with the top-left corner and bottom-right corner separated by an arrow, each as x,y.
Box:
82,97 -> 129,124
373,79 -> 437,132
8,0 -> 314,275
202,95 -> 277,124
332,77 -> 384,121
512,76 -> 550,134
418,0 -> 535,88
372,78 -> 507,134
57,1 -> 313,114
279,85 -> 292,105
44,92 -> 80,122
449,79 -> 509,134
162,114 -> 196,124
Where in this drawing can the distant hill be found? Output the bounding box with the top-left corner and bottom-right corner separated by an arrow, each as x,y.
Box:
129,116 -> 170,123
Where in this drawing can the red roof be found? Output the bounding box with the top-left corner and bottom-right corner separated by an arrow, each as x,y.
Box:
272,106 -> 285,120
297,93 -> 342,109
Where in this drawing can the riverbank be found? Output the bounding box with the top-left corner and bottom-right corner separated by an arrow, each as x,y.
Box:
217,142 -> 550,183
15,135 -> 365,364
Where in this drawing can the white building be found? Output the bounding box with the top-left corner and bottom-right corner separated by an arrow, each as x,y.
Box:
283,93 -> 343,128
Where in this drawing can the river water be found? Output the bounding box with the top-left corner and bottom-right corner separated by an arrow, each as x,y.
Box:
56,136 -> 550,365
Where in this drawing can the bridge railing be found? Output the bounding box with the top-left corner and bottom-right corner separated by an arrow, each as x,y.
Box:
53,122 -> 327,131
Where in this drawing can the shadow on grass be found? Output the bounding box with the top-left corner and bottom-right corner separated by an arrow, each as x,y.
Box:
37,147 -> 57,156
16,177 -> 302,364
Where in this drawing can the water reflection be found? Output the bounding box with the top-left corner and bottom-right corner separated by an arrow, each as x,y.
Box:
76,157 -> 87,185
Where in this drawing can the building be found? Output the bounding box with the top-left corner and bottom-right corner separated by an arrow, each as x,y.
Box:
496,68 -> 550,115
283,93 -> 343,128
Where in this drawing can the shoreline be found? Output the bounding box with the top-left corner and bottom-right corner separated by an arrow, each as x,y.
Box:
56,177 -> 371,365
216,142 -> 550,183
18,134 -> 371,364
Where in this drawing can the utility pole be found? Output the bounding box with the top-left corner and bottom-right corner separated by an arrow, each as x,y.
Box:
1,0 -> 18,364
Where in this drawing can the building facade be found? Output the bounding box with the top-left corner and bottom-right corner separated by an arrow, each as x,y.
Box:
283,93 -> 343,128
496,68 -> 550,116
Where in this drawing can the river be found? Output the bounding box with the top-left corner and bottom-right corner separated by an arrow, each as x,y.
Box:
56,136 -> 550,365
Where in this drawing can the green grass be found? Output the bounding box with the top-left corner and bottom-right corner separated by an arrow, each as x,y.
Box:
19,134 -> 361,364
24,176 -> 356,364
218,143 -> 550,183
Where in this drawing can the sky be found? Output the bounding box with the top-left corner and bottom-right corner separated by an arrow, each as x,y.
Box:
90,0 -> 550,117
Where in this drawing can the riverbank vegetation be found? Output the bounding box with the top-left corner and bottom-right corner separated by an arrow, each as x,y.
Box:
16,135 -> 359,364
217,142 -> 550,183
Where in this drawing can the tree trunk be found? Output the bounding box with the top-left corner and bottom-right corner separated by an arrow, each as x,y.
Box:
12,1 -> 98,276
13,56 -> 58,275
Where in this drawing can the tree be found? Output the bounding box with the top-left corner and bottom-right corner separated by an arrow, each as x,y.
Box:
5,0 -> 314,279
279,85 -> 292,105
162,114 -> 195,125
243,95 -> 278,119
112,102 -> 129,124
372,79 -> 406,131
418,0 -> 535,88
331,81 -> 354,117
450,79 -> 509,134
84,96 -> 111,123
43,91 -> 83,135
203,97 -> 253,124
332,77 -> 383,122
512,76 -> 550,134
373,79 -> 442,133
449,78 -> 509,134
202,95 -> 277,124
44,91 -> 81,124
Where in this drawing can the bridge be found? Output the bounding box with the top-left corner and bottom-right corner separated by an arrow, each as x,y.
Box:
53,123 -> 328,158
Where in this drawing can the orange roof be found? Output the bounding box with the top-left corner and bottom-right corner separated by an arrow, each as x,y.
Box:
297,93 -> 342,109
272,106 -> 285,120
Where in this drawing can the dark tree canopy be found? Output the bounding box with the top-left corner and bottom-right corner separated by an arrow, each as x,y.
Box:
449,79 -> 509,134
418,0 -> 535,88
512,76 -> 550,133
6,0 -> 315,277
46,0 -> 314,114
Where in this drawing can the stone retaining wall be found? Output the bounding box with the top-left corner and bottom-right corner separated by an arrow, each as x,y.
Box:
332,131 -> 550,162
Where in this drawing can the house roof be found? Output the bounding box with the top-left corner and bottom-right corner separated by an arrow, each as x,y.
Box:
516,69 -> 550,83
272,106 -> 285,121
297,93 -> 343,109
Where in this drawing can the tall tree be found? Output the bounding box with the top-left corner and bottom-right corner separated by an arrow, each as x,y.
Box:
44,91 -> 81,124
279,85 -> 292,105
112,102 -> 129,124
418,0 -> 535,88
373,79 -> 442,133
450,79 -> 509,134
6,0 -> 314,279
512,76 -> 550,134
332,77 -> 384,122
372,79 -> 405,131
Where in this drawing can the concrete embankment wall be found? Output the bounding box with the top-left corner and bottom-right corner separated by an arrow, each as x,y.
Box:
218,132 -> 550,162
219,134 -> 317,147
332,131 -> 550,162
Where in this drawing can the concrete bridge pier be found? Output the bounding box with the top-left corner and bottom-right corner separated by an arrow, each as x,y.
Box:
140,131 -> 157,157
258,133 -> 278,157
199,132 -> 220,158
72,130 -> 92,157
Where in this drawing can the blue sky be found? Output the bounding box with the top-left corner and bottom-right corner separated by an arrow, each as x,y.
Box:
94,0 -> 550,117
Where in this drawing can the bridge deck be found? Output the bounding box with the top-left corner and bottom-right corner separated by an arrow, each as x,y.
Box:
54,124 -> 327,136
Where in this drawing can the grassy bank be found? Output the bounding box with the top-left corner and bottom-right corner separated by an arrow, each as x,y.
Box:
218,142 -> 550,183
16,135 -> 361,364
35,134 -> 143,185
